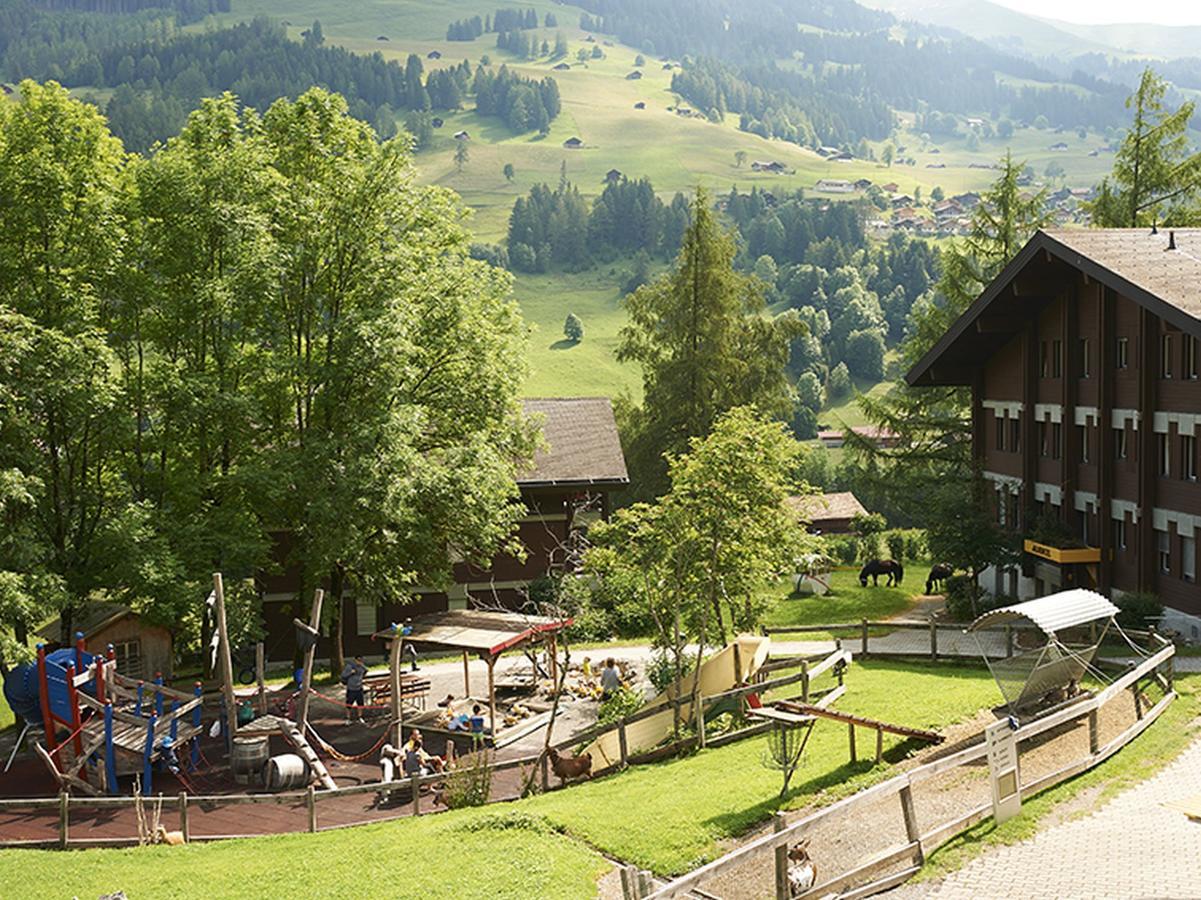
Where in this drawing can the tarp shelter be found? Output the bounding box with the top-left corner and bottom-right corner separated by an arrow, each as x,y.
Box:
373,610 -> 572,744
967,589 -> 1120,711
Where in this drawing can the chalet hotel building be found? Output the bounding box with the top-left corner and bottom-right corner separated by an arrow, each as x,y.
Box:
908,229 -> 1201,635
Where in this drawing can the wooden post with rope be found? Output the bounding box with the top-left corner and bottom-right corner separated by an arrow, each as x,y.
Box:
297,588 -> 324,733
390,627 -> 404,748
255,641 -> 267,715
212,573 -> 239,745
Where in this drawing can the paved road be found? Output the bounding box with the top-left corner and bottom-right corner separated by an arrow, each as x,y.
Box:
889,736 -> 1201,899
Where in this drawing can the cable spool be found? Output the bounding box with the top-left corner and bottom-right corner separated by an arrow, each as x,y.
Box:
263,753 -> 309,792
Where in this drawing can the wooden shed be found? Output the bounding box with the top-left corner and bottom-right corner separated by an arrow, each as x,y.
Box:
39,603 -> 173,680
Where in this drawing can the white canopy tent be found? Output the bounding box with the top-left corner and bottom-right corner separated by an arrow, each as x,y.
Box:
967,590 -> 1124,712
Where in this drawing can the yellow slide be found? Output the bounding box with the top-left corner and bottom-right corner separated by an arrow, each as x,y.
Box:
583,635 -> 771,769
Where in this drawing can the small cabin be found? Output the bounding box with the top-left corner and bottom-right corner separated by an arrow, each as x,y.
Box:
605,169 -> 622,183
454,130 -> 469,140
427,50 -> 442,60
553,63 -> 570,70
626,71 -> 642,80
563,136 -> 583,148
38,603 -> 173,680
634,101 -> 646,109
431,117 -> 444,128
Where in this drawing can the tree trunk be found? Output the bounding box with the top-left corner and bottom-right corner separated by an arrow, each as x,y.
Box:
329,565 -> 346,677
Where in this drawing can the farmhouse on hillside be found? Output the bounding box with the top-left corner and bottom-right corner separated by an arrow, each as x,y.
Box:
815,179 -> 854,193
563,136 -> 583,148
908,228 -> 1201,634
257,398 -> 629,662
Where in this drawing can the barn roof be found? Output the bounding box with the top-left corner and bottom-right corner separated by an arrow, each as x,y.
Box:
908,228 -> 1201,387
787,491 -> 867,523
520,398 -> 628,487
967,589 -> 1119,635
37,602 -> 138,642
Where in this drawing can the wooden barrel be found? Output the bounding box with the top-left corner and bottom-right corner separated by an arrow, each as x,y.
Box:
230,735 -> 270,785
263,753 -> 309,792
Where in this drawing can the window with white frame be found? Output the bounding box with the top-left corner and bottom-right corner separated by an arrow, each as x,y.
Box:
1159,432 -> 1171,477
1078,424 -> 1090,463
1113,517 -> 1127,552
112,639 -> 142,679
1116,336 -> 1129,368
1183,533 -> 1196,583
1162,333 -> 1173,378
1183,435 -> 1198,481
1158,529 -> 1172,573
1114,426 -> 1128,460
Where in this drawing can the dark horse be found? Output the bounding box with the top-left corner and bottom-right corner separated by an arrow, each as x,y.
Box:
925,563 -> 954,595
859,559 -> 903,587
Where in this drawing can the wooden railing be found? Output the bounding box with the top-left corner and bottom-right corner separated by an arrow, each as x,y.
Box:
644,636 -> 1176,899
0,648 -> 851,849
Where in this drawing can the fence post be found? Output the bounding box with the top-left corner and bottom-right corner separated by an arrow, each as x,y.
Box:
696,696 -> 707,750
541,752 -> 550,792
1133,682 -> 1144,720
801,660 -> 810,703
178,791 -> 189,843
861,618 -> 869,657
58,791 -> 68,849
618,719 -> 629,768
848,721 -> 857,763
411,774 -> 422,816
307,784 -> 317,832
930,621 -> 939,661
773,812 -> 790,900
1088,708 -> 1099,755
899,782 -> 923,864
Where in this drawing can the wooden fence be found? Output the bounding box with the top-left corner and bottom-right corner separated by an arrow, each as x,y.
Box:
644,635 -> 1176,899
0,648 -> 850,849
763,620 -> 1159,664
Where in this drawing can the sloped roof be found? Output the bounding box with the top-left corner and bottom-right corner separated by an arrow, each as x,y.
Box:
520,398 -> 628,487
37,602 -> 135,642
374,609 -> 570,656
787,491 -> 867,523
908,228 -> 1201,387
967,589 -> 1119,635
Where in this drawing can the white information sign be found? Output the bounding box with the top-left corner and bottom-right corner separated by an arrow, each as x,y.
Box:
985,718 -> 1021,824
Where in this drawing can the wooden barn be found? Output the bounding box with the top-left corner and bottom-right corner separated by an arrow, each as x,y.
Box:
38,603 -> 173,680
788,491 -> 869,534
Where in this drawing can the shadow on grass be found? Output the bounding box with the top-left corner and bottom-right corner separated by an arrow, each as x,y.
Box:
550,338 -> 579,351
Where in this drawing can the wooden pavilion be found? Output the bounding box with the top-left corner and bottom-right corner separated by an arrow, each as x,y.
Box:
373,610 -> 572,744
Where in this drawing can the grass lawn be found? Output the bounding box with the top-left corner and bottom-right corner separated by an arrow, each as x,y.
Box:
762,566 -> 925,630
0,806 -> 609,900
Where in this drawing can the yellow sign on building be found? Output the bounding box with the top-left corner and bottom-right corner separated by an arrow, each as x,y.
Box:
1023,540 -> 1101,565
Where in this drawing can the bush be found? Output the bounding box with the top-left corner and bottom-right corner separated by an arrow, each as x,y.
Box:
647,649 -> 695,693
885,531 -> 905,562
441,748 -> 494,809
598,685 -> 644,725
823,534 -> 860,565
827,361 -> 851,400
943,574 -> 979,621
1115,591 -> 1163,630
563,312 -> 584,342
904,530 -> 927,561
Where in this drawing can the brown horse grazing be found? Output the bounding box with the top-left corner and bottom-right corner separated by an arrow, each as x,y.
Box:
859,559 -> 903,587
926,562 -> 953,594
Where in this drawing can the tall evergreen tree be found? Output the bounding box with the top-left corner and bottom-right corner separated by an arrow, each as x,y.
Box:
616,188 -> 804,499
1087,68 -> 1201,228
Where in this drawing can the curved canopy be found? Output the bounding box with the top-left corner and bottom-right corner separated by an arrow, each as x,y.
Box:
967,589 -> 1119,636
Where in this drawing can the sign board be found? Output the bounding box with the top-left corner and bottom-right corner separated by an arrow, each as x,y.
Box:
985,718 -> 1021,824
1023,539 -> 1101,565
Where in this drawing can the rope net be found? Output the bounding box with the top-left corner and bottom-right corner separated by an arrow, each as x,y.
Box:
978,620 -> 1114,712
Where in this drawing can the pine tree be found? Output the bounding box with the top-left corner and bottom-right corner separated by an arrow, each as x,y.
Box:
1087,68 -> 1201,227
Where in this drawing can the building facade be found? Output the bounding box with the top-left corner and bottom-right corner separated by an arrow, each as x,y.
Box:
908,229 -> 1201,635
257,397 -> 629,662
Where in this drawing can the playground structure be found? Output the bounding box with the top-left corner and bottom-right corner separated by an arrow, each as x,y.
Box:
3,635 -> 203,796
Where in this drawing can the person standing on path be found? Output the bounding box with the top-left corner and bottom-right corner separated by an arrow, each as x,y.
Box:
400,618 -> 420,672
341,655 -> 368,723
